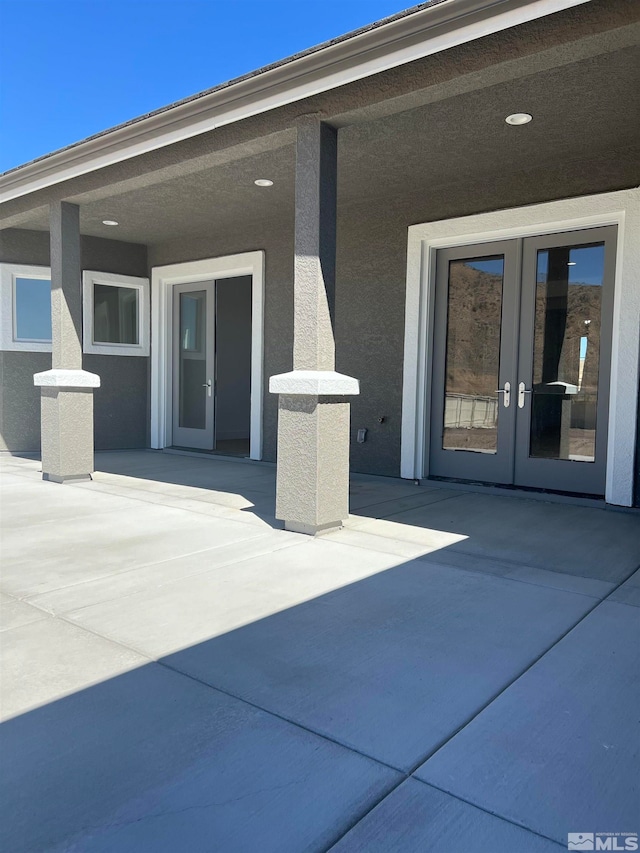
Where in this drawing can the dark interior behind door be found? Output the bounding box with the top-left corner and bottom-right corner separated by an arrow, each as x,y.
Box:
214,276 -> 252,455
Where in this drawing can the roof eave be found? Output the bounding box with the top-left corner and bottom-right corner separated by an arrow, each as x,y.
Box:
0,0 -> 591,205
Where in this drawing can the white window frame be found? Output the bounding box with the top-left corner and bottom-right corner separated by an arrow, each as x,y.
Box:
82,270 -> 150,356
150,251 -> 265,460
401,187 -> 640,508
0,263 -> 52,352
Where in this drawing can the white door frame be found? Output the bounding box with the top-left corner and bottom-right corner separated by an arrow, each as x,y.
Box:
150,251 -> 265,459
401,187 -> 640,507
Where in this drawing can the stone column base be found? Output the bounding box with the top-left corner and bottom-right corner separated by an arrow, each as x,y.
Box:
34,369 -> 100,483
270,371 -> 359,535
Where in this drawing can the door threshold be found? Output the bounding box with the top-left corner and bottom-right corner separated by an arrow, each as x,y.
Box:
170,444 -> 248,459
162,447 -> 274,467
423,476 -> 608,508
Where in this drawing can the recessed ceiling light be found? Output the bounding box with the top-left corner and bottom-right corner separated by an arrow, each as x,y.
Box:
102,219 -> 119,226
254,179 -> 273,187
505,113 -> 532,126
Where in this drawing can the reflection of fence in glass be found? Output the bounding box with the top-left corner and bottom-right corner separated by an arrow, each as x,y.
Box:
444,393 -> 498,429
443,393 -> 499,454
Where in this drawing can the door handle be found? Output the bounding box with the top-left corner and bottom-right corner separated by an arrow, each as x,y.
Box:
494,381 -> 510,408
518,381 -> 532,408
202,379 -> 212,397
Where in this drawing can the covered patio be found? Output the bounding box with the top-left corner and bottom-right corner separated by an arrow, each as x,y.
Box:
1,450 -> 638,851
2,0 -> 639,533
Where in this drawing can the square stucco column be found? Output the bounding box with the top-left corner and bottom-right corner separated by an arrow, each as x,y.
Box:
34,202 -> 100,483
270,118 -> 359,535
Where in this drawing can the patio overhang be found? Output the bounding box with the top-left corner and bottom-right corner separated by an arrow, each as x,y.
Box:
1,9 -> 637,244
0,0 -> 596,206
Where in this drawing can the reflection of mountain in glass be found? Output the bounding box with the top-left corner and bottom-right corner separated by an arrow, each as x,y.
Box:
532,283 -> 601,393
443,258 -> 503,453
530,243 -> 604,462
445,260 -> 503,397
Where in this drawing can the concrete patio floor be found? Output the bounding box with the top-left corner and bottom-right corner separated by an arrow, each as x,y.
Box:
1,449 -> 638,852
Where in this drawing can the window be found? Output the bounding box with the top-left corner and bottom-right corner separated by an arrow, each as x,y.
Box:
94,284 -> 139,345
83,271 -> 149,356
0,264 -> 52,352
15,277 -> 52,341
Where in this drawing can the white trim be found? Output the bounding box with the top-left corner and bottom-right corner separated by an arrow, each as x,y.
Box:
0,0 -> 590,204
82,270 -> 150,356
0,263 -> 52,352
269,370 -> 360,395
150,251 -> 265,460
34,369 -> 100,388
401,187 -> 640,507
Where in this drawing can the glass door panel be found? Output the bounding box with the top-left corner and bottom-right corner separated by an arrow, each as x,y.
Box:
443,256 -> 504,454
172,282 -> 215,450
179,292 -> 206,430
514,227 -> 616,494
530,243 -> 604,462
430,240 -> 518,483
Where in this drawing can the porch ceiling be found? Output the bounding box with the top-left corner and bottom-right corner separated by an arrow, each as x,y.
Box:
339,46 -> 640,209
4,43 -> 639,246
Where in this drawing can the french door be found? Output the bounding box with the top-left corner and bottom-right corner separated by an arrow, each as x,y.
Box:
430,226 -> 616,496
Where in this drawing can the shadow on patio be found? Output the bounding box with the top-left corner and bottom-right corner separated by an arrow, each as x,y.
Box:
1,450 -> 638,851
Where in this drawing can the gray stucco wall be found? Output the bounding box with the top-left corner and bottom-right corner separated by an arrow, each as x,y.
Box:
0,228 -> 50,267
84,355 -> 148,451
0,229 -> 148,452
0,351 -> 51,453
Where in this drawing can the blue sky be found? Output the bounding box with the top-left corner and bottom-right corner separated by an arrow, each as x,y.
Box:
467,246 -> 605,287
0,0 -> 412,173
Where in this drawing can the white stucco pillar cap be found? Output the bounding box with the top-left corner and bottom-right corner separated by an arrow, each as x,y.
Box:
269,370 -> 359,395
34,369 -> 101,388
